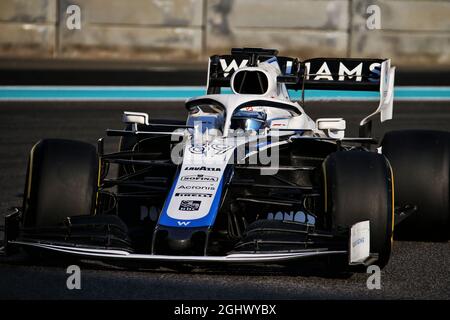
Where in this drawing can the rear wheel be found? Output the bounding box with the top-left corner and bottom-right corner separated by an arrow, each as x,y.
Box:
323,151 -> 394,268
22,139 -> 99,227
382,130 -> 450,240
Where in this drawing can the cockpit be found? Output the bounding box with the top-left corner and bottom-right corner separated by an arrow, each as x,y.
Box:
186,97 -> 306,137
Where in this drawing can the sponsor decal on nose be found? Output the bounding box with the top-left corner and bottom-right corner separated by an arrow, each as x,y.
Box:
179,200 -> 201,211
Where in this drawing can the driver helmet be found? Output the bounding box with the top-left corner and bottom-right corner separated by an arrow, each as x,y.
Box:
230,109 -> 267,132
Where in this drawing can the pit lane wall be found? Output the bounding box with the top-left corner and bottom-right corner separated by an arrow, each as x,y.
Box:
0,0 -> 448,67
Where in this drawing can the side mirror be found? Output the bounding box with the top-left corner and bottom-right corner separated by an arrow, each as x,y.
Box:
316,118 -> 346,139
122,111 -> 149,126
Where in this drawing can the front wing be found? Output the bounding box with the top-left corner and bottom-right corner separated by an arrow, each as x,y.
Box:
7,240 -> 347,264
1,209 -> 375,267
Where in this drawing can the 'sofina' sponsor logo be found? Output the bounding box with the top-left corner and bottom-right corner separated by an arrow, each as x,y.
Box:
181,175 -> 218,182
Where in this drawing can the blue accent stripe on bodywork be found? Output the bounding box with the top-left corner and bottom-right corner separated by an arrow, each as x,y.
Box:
157,172 -> 226,228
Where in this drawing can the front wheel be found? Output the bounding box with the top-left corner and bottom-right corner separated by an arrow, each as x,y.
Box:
22,139 -> 99,227
323,151 -> 394,269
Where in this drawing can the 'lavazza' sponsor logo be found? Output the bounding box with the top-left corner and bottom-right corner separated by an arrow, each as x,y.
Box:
179,200 -> 201,212
184,166 -> 221,172
175,192 -> 213,198
181,175 -> 218,182
178,185 -> 215,191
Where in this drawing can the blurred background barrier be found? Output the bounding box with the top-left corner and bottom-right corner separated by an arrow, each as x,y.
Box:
0,0 -> 449,68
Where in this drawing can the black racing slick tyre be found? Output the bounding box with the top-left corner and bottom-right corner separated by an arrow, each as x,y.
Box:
382,130 -> 450,240
323,151 -> 394,268
22,139 -> 99,227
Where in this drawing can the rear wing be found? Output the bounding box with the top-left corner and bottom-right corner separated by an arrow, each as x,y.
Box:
206,50 -> 300,93
206,48 -> 396,133
302,58 -> 395,128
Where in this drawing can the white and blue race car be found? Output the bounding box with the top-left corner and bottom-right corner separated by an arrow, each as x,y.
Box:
3,48 -> 449,270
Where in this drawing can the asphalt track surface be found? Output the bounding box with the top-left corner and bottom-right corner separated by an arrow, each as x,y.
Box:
0,100 -> 449,299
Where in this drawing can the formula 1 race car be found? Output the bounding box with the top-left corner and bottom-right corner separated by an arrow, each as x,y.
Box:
2,48 -> 449,270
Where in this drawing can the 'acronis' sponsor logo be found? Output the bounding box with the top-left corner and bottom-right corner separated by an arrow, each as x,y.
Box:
177,185 -> 215,191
